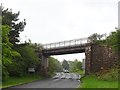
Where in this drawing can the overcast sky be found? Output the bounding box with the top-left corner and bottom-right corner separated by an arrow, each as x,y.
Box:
1,0 -> 119,62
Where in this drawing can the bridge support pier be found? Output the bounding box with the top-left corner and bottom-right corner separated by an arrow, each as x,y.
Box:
41,55 -> 49,76
85,46 -> 92,75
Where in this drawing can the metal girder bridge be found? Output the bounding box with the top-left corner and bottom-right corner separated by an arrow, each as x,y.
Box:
41,37 -> 91,55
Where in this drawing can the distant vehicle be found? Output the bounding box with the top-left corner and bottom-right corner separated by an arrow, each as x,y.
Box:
64,70 -> 69,73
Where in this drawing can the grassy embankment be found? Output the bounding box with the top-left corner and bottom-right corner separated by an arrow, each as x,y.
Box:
2,73 -> 44,88
79,75 -> 118,88
78,68 -> 118,88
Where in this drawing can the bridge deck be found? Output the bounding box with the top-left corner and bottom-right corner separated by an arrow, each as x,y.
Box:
43,43 -> 91,55
36,37 -> 92,55
42,37 -> 90,50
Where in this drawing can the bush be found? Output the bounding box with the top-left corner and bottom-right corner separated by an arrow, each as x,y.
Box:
97,68 -> 118,81
2,65 -> 9,81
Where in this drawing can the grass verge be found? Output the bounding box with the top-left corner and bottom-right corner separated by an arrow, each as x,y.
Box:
2,73 -> 44,88
79,75 -> 118,88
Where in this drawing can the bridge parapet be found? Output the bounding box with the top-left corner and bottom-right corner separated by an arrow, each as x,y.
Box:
42,37 -> 90,50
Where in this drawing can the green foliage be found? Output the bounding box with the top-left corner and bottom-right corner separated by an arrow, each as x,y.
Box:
88,33 -> 105,43
7,44 -> 40,77
2,25 -> 10,43
16,45 -> 40,68
62,59 -> 69,70
1,6 -> 40,80
106,29 -> 120,51
79,68 -> 119,88
2,25 -> 21,80
3,43 -> 41,77
1,5 -> 26,44
2,73 -> 43,88
76,61 -> 82,69
96,68 -> 118,81
79,75 -> 118,88
89,29 -> 120,52
54,59 -> 63,72
69,59 -> 82,72
2,65 -> 9,81
48,57 -> 56,74
48,57 -> 63,74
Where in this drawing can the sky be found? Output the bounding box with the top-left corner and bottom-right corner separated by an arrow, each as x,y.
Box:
1,0 -> 119,62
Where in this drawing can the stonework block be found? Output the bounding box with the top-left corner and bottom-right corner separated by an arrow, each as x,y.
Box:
85,44 -> 118,74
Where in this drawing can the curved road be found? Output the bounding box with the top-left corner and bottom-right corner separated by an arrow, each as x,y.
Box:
3,72 -> 81,90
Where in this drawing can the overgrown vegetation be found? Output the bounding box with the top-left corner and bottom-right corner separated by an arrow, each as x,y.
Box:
79,29 -> 119,88
79,68 -> 118,88
88,29 -> 120,51
79,75 -> 118,88
96,68 -> 118,81
106,29 -> 120,51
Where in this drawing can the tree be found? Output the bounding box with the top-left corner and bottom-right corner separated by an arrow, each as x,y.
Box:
1,5 -> 43,80
2,25 -> 21,80
48,57 -> 63,74
69,61 -> 78,71
88,33 -> 104,43
69,59 -> 82,72
1,5 -> 26,45
48,57 -> 56,74
16,45 -> 40,66
54,59 -> 63,72
76,61 -> 82,70
106,29 -> 120,51
62,59 -> 69,70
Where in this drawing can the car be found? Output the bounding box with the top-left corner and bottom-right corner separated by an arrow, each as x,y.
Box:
64,70 -> 69,73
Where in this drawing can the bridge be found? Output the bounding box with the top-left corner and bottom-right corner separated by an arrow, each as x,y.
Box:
36,36 -> 118,76
35,35 -> 118,76
42,38 -> 91,55
36,37 -> 93,75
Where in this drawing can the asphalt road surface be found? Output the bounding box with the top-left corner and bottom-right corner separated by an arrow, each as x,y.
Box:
4,72 -> 81,89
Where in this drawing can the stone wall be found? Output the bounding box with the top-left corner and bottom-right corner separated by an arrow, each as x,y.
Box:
85,46 -> 92,74
85,44 -> 118,74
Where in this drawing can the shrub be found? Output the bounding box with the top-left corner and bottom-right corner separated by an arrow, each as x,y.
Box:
97,68 -> 118,81
2,65 -> 9,81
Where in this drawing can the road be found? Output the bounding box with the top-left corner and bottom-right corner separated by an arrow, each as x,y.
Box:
3,72 -> 81,90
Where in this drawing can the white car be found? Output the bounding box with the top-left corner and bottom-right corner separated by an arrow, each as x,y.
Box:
64,70 -> 69,73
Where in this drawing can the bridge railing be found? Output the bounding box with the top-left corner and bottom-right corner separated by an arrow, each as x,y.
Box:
42,38 -> 90,50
